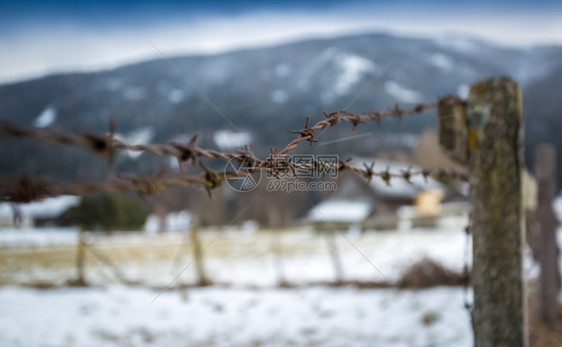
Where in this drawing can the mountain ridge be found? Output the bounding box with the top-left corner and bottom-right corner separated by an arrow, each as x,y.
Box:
0,31 -> 561,182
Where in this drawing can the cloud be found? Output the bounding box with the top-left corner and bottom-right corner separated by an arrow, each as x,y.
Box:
0,5 -> 561,84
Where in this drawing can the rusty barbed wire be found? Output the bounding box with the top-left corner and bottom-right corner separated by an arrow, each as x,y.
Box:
274,101 -> 439,158
0,101 -> 439,165
0,169 -> 249,203
0,99 -> 469,202
0,158 -> 468,203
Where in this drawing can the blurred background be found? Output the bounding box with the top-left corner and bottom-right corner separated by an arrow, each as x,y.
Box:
1,0 -> 561,346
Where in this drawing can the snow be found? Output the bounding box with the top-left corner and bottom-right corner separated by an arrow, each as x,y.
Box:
333,52 -> 377,95
18,195 -> 79,219
213,130 -> 252,150
308,199 -> 372,223
165,211 -> 192,232
106,78 -> 122,90
0,227 -> 78,247
429,53 -> 454,71
0,196 -> 79,225
274,63 -> 290,78
554,196 -> 562,221
168,89 -> 185,104
270,89 -> 288,104
384,81 -> 423,104
0,285 -> 472,347
241,220 -> 259,233
0,226 -> 470,286
434,35 -> 481,54
0,224 -> 479,345
126,126 -> 155,146
123,87 -> 146,101
116,127 -> 155,159
144,215 -> 160,234
34,106 -> 56,127
139,211 -> 193,234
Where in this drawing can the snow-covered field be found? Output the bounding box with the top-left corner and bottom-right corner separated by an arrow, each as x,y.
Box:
0,226 -> 477,346
0,285 -> 472,347
1,222 -> 559,346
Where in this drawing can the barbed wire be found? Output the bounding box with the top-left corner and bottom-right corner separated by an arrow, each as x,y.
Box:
0,101 -> 439,164
276,102 -> 439,157
0,168 -> 249,203
0,100 -> 468,202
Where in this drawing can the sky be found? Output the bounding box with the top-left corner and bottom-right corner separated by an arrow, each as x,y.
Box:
0,0 -> 561,84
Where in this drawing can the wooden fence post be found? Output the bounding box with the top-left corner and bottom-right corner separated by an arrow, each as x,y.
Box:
271,229 -> 287,285
468,78 -> 525,347
190,218 -> 210,286
439,77 -> 526,346
326,230 -> 344,282
75,227 -> 87,285
535,144 -> 560,326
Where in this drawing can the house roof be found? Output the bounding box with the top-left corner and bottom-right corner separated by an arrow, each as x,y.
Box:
307,199 -> 373,223
0,195 -> 79,219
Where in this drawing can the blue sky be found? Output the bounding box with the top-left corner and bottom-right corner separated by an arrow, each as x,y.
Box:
1,0 -> 561,83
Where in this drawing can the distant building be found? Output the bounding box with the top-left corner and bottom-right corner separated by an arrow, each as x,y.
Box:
307,199 -> 373,231
307,160 -> 457,231
0,196 -> 79,227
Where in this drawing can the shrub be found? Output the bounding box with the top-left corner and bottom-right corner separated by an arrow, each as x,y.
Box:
67,192 -> 149,231
398,257 -> 466,289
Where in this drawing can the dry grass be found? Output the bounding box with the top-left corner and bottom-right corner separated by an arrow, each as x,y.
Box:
397,257 -> 466,289
527,280 -> 562,347
0,228 -> 330,286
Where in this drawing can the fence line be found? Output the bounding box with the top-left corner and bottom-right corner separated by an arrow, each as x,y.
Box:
0,100 -> 468,203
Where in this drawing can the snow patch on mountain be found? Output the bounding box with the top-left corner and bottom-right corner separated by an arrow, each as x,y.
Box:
384,81 -> 423,103
123,87 -> 146,101
168,89 -> 185,104
34,106 -> 56,127
213,130 -> 252,150
429,53 -> 454,71
105,78 -> 122,91
434,35 -> 481,54
274,64 -> 291,78
333,53 -> 377,95
115,126 -> 155,159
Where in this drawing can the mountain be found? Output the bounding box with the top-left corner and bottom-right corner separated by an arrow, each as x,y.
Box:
0,32 -> 561,183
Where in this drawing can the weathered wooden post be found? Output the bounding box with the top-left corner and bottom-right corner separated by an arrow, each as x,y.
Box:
326,230 -> 344,282
535,144 -> 560,326
269,208 -> 288,286
190,218 -> 210,286
439,77 -> 526,346
76,227 -> 86,285
271,229 -> 287,285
